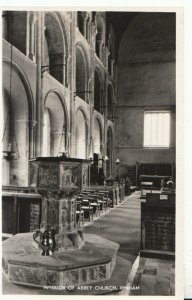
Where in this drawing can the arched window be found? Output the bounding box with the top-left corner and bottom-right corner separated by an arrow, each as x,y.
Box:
75,109 -> 87,159
76,46 -> 88,101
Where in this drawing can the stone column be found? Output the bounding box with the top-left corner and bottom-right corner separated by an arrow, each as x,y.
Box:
111,59 -> 114,77
89,23 -> 95,158
97,32 -> 104,58
70,12 -> 76,157
65,53 -> 70,88
35,12 -> 43,157
50,130 -> 61,156
86,17 -> 90,42
106,48 -> 110,71
96,39 -> 103,59
28,12 -> 37,61
29,120 -> 37,159
82,13 -> 87,37
65,132 -> 71,154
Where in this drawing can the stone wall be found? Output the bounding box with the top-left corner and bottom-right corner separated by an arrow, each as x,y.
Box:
115,13 -> 176,169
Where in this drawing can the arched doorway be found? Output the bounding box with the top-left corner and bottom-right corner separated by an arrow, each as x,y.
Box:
43,91 -> 68,157
75,109 -> 88,159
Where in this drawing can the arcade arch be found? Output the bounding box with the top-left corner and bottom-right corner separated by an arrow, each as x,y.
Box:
43,90 -> 68,157
93,117 -> 102,157
2,60 -> 33,186
44,12 -> 67,85
75,108 -> 88,159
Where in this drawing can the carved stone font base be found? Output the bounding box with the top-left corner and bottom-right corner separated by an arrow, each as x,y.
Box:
3,232 -> 119,287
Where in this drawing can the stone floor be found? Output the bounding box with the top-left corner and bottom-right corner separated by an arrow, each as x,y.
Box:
2,191 -> 175,296
130,256 -> 175,296
84,193 -> 141,265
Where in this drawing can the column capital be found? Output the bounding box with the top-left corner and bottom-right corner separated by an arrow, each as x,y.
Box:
50,130 -> 61,137
66,132 -> 72,137
29,12 -> 37,24
29,120 -> 37,129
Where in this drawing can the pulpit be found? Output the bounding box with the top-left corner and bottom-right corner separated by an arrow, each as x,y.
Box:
3,157 -> 119,288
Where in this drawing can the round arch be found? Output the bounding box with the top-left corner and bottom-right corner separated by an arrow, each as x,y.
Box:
76,43 -> 89,102
44,89 -> 69,156
44,12 -> 67,85
93,116 -> 103,157
2,59 -> 34,186
44,89 -> 69,128
3,59 -> 34,119
54,12 -> 69,53
75,107 -> 89,159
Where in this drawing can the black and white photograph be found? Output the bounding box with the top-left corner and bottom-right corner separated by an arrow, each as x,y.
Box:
0,2 -> 187,298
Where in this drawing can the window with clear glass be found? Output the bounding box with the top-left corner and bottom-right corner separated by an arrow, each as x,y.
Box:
144,111 -> 170,147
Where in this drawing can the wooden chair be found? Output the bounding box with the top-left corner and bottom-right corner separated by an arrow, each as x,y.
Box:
84,189 -> 96,194
99,191 -> 109,198
76,201 -> 84,227
96,194 -> 107,212
81,199 -> 94,221
87,196 -> 100,216
81,191 -> 91,196
140,181 -> 153,198
98,192 -> 112,209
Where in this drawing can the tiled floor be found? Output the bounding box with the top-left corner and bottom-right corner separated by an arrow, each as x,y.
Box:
130,257 -> 175,296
